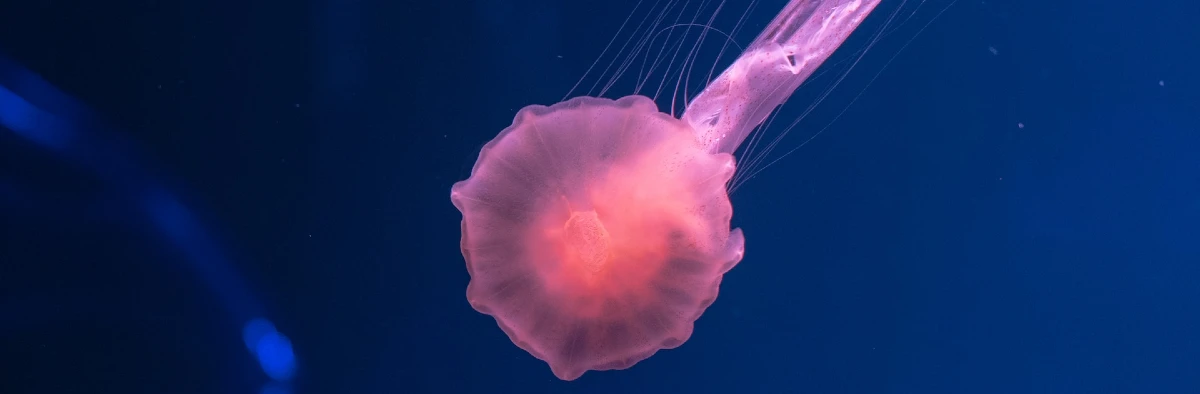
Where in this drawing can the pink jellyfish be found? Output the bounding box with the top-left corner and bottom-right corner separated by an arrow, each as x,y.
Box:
451,0 -> 881,380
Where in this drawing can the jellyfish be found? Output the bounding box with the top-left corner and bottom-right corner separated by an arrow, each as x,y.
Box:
451,0 -> 881,380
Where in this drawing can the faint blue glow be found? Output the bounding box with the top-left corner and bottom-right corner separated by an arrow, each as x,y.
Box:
242,318 -> 277,350
243,318 -> 297,381
0,85 -> 34,128
140,189 -> 263,318
143,190 -> 196,244
2,52 -> 299,388
255,331 -> 297,381
0,85 -> 70,151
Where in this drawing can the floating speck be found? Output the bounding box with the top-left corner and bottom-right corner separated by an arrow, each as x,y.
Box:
1159,80 -> 1165,86
1017,122 -> 1025,129
988,46 -> 998,55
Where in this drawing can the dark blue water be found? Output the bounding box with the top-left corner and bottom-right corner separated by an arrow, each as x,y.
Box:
1,0 -> 1197,393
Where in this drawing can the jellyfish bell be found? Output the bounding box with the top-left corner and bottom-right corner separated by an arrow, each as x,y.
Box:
454,0 -> 888,380
451,95 -> 744,380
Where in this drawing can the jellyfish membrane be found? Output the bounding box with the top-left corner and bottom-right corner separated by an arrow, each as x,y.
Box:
451,0 -> 881,380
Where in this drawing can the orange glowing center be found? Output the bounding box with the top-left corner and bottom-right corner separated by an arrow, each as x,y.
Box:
563,210 -> 611,275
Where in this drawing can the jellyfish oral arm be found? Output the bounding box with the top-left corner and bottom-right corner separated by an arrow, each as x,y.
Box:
682,0 -> 881,154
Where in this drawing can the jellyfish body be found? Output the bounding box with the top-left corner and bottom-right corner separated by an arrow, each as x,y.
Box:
451,96 -> 744,380
452,0 -> 881,380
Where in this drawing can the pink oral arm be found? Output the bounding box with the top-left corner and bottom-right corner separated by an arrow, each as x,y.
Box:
682,0 -> 882,154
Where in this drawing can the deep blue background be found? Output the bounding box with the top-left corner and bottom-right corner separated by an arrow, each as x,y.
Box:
1,0 -> 1197,393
